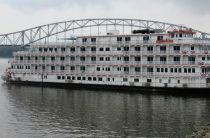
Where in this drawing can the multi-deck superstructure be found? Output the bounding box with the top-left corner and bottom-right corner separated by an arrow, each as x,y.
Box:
2,19 -> 210,91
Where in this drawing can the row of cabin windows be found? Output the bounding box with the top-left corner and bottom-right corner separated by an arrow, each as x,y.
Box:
171,33 -> 193,38
96,67 -> 141,72
146,56 -> 195,62
82,36 -> 167,43
11,65 -> 30,69
13,65 -> 197,74
56,75 -> 141,83
82,38 -> 96,42
33,66 -> 85,71
156,67 -> 196,73
35,45 -> 198,55
56,76 -> 182,84
18,56 -> 196,63
38,47 -> 66,52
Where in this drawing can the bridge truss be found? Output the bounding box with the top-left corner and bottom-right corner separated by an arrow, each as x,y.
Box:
0,18 -> 209,46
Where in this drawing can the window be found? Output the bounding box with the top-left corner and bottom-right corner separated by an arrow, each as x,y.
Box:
80,56 -> 86,61
42,57 -> 45,61
117,67 -> 121,71
60,66 -> 65,70
70,56 -> 75,61
191,46 -> 194,51
174,68 -> 178,73
174,56 -> 180,61
91,47 -> 96,51
117,37 -> 122,42
124,47 -> 129,51
192,68 -> 195,73
70,47 -> 75,52
135,57 -> 141,61
160,46 -> 166,51
174,46 -> 180,51
54,48 -> 57,52
160,57 -> 166,62
49,48 -> 53,52
39,48 -> 42,52
97,67 -> 100,71
117,47 -> 121,51
123,78 -> 128,82
135,67 -> 141,72
179,68 -> 182,73
143,36 -> 149,41
157,68 -> 160,72
91,57 -> 96,61
106,67 -> 110,71
124,67 -> 129,72
82,38 -> 87,42
147,67 -> 153,73
51,57 -> 55,61
61,48 -> 65,52
57,76 -> 61,80
81,47 -> 86,51
188,68 -> 191,73
98,77 -> 103,81
117,57 -> 121,61
106,48 -> 110,51
20,56 -> 23,60
80,66 -> 85,71
170,68 -> 174,73
91,38 -> 96,42
44,48 -> 48,52
184,68 -> 187,73
60,57 -> 65,61
67,76 -> 71,80
88,77 -> 92,81
82,77 -> 86,80
93,77 -> 97,81
28,57 -> 31,60
147,57 -> 153,62
62,76 -> 65,80
125,37 -> 131,42
124,56 -> 129,61
51,66 -> 55,71
147,79 -> 152,83
99,48 -> 104,51
70,66 -> 75,70
99,57 -> 104,61
147,46 -> 153,51
105,57 -> 110,61
35,66 -> 38,70
188,56 -> 195,64
77,77 -> 81,80
157,36 -> 163,41
134,78 -> 139,82
135,47 -> 141,51
189,56 -> 195,61
202,57 -> 205,61
165,68 -> 168,72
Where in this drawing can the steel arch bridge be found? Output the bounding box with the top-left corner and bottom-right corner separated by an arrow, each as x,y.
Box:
0,18 -> 209,46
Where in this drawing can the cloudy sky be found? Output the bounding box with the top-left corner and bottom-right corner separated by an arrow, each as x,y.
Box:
0,0 -> 209,34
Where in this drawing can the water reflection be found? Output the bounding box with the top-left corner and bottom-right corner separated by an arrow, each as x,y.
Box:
1,83 -> 209,137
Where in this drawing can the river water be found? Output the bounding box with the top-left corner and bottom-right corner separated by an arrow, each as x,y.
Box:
0,58 -> 210,137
